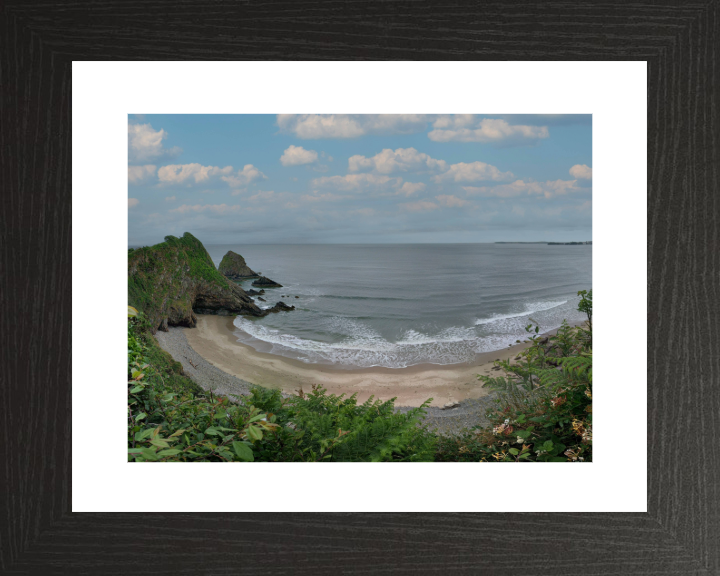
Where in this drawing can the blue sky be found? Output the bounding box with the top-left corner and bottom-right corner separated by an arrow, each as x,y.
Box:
128,114 -> 591,245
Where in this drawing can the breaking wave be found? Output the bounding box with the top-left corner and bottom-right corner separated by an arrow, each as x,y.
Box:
232,296 -> 578,369
474,300 -> 567,325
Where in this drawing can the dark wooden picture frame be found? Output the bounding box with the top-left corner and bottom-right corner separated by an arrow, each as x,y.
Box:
2,2 -> 717,574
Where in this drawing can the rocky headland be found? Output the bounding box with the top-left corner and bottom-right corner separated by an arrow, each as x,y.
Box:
218,250 -> 259,280
128,232 -> 292,333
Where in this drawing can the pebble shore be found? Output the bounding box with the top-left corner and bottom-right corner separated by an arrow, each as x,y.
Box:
155,326 -> 258,399
395,394 -> 500,436
155,326 -> 499,436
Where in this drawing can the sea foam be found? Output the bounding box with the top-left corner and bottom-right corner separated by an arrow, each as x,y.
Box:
233,312 -> 557,369
474,300 -> 566,325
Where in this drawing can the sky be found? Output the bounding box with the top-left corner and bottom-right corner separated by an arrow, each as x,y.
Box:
128,114 -> 591,245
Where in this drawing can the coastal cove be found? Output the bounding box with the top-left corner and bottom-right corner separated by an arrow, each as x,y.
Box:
129,234 -> 590,412
156,314 -> 580,408
126,113 -> 594,464
203,243 -> 592,370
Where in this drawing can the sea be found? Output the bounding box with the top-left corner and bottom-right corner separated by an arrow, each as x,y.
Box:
205,243 -> 592,370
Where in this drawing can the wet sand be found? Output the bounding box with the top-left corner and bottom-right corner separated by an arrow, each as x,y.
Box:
181,314 -> 557,407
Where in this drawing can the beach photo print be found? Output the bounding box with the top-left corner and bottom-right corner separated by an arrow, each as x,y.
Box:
127,114 -> 592,464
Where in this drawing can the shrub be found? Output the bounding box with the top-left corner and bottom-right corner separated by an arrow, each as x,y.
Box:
248,385 -> 436,462
128,311 -> 435,462
435,289 -> 593,462
128,288 -> 591,463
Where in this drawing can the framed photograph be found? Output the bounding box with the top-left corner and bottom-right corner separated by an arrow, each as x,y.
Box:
3,3 -> 717,574
126,112 -> 595,463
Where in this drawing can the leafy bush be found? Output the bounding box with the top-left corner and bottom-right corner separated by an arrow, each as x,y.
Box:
128,311 -> 435,462
435,290 -> 593,462
128,288 -> 591,463
248,385 -> 436,462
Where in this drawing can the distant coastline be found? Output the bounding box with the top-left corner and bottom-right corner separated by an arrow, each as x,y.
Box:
495,241 -> 592,245
131,234 -> 590,406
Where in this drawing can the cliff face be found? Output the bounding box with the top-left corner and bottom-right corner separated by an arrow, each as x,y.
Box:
218,251 -> 258,280
129,233 -> 265,333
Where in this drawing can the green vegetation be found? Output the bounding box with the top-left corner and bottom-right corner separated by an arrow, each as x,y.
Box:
129,273 -> 592,462
128,307 -> 436,462
128,232 -> 246,333
435,290 -> 592,462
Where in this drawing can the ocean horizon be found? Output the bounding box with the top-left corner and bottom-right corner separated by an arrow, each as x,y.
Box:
200,243 -> 592,369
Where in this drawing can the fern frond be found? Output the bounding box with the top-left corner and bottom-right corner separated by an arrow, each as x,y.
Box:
556,355 -> 593,382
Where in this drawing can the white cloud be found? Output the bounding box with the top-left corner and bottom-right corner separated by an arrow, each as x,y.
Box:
128,123 -> 182,162
311,173 -> 402,192
432,114 -> 477,129
400,201 -> 438,213
157,163 -> 265,188
221,165 -> 266,188
170,204 -> 250,215
280,145 -> 319,166
569,164 -> 592,179
277,114 -> 550,145
434,161 -> 514,183
248,190 -> 276,202
463,179 -> 582,199
128,198 -> 139,208
158,163 -> 232,185
349,147 -> 447,174
537,179 -> 581,198
128,164 -> 157,185
435,194 -> 469,208
463,181 -> 528,198
278,114 -> 364,139
277,114 -> 431,139
164,196 -> 176,202
428,118 -> 549,144
398,182 -> 426,196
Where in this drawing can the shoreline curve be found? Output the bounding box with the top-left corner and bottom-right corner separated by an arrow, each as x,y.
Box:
166,314 -> 573,407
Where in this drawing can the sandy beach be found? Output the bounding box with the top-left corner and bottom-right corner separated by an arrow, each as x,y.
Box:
174,314 -> 555,407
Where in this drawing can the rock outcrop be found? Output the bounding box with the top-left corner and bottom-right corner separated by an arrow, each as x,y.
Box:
218,251 -> 258,280
245,288 -> 265,296
267,301 -> 295,313
252,276 -> 283,288
128,233 -> 291,333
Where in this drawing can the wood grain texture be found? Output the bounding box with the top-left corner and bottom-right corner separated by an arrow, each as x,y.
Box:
1,1 -> 718,574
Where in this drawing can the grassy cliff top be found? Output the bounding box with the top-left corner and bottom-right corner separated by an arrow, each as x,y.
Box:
129,232 -> 227,285
128,233 -> 238,331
